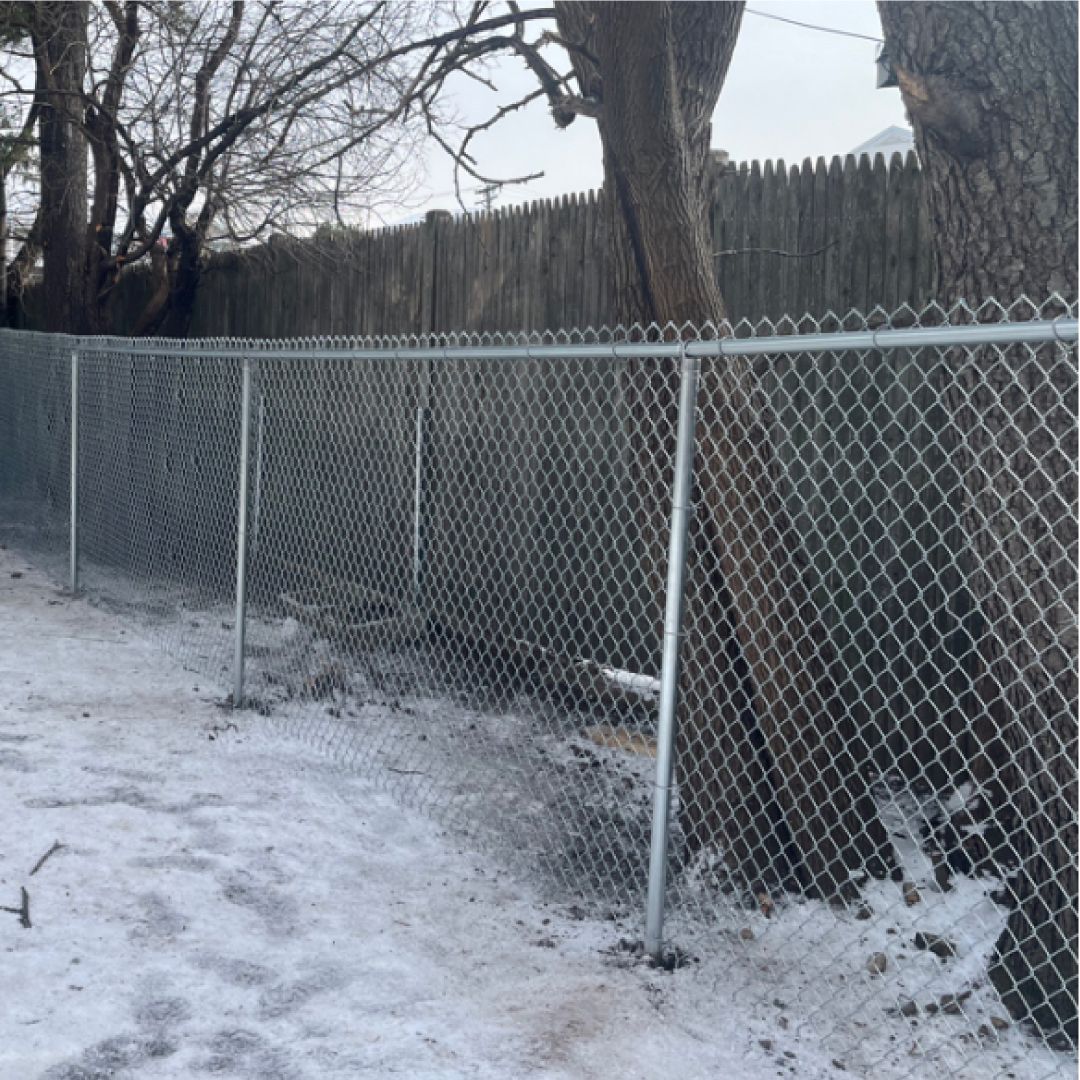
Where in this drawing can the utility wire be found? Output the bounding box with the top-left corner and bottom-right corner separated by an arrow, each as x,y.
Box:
745,7 -> 883,44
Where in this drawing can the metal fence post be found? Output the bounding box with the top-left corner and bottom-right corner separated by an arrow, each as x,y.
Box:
644,343 -> 701,961
413,402 -> 428,608
233,355 -> 254,707
250,385 -> 265,566
69,350 -> 80,594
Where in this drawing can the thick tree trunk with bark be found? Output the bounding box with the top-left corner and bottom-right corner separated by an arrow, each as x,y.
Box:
83,0 -> 140,335
0,166 -> 7,325
4,210 -> 40,328
555,1 -> 891,898
33,1 -> 88,334
131,228 -> 202,339
879,1 -> 1078,1043
157,232 -> 202,338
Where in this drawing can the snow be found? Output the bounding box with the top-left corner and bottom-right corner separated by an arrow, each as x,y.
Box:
0,548 -> 806,1080
0,545 -> 1073,1080
666,776 -> 1071,1079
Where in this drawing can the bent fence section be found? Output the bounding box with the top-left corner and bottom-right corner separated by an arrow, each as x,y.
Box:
0,296 -> 1076,1077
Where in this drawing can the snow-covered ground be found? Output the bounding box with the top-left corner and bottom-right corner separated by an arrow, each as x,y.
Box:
0,546 -> 1072,1080
0,547 -> 819,1079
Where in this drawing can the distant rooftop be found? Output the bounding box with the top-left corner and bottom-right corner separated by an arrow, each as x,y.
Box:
850,124 -> 915,161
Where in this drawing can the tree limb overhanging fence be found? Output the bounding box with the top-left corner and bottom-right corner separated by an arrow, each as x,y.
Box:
0,296 -> 1075,1076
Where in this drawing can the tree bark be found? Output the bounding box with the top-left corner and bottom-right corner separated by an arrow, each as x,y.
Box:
0,163 -> 7,326
130,225 -> 202,339
556,1 -> 891,898
129,242 -> 170,337
4,209 -> 41,328
33,1 -> 88,334
879,0 -> 1078,1043
84,0 -> 140,334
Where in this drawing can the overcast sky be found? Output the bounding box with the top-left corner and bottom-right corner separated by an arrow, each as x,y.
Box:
410,0 -> 911,218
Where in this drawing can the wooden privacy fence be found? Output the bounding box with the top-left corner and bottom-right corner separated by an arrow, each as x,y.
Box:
95,151 -> 933,337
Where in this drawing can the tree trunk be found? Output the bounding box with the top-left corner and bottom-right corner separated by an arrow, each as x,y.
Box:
879,1 -> 1078,1043
33,1 -> 88,334
84,0 -> 140,335
157,225 -> 202,338
556,1 -> 891,898
131,229 -> 202,339
4,210 -> 41,330
0,164 -> 7,326
130,243 -> 170,337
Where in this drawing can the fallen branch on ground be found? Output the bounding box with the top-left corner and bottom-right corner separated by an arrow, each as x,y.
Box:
29,840 -> 63,877
1,887 -> 31,929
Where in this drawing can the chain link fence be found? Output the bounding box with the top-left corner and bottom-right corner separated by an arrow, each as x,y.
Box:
0,333 -> 71,575
0,297 -> 1075,1078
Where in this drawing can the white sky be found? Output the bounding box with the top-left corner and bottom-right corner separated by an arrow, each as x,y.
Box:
412,0 -> 910,217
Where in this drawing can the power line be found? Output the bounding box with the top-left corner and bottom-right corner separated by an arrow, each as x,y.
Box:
744,7 -> 883,44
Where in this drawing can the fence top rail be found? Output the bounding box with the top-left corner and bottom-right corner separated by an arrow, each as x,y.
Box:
2,313 -> 1075,365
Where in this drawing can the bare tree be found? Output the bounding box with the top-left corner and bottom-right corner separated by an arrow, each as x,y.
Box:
2,1 -> 501,333
82,0 -> 445,334
30,1 -> 88,333
0,4 -> 39,325
0,94 -> 39,325
879,1 -> 1077,1043
1,2 -> 583,333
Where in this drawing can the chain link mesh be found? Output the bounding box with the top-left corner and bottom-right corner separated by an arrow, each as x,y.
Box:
0,335 -> 70,574
0,296 -> 1074,1078
71,346 -> 246,680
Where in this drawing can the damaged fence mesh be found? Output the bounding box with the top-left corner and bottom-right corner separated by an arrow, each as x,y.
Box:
0,296 -> 1075,1078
